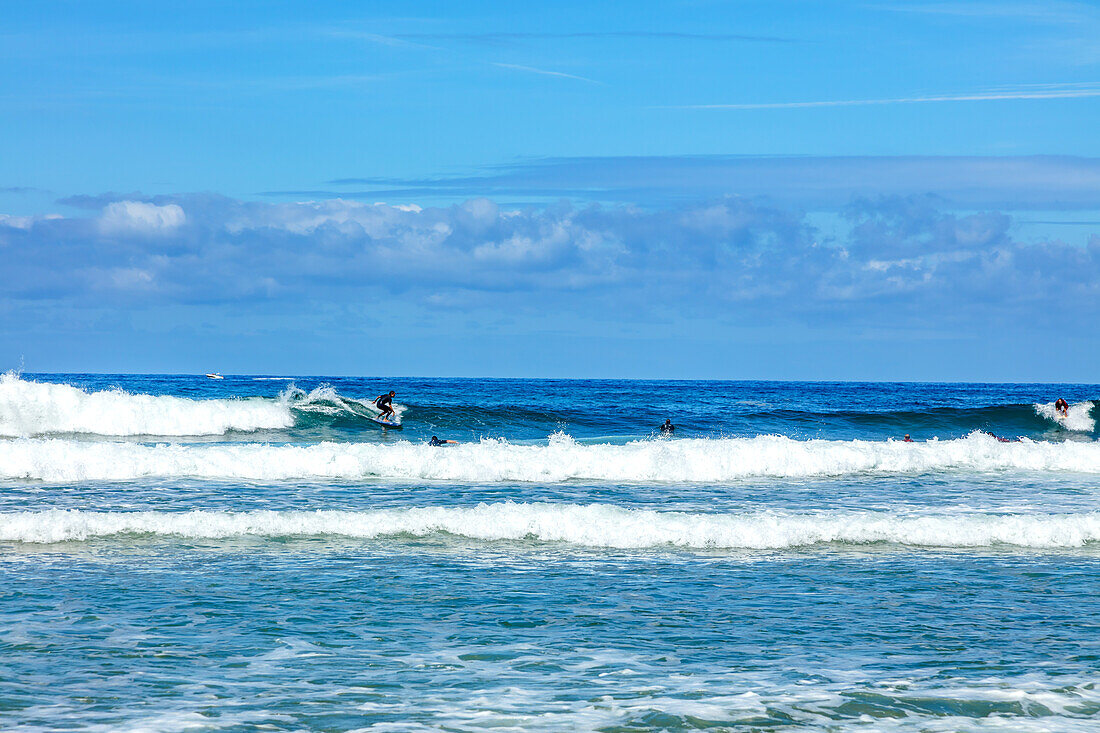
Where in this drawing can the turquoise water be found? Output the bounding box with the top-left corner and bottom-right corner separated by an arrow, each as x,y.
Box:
2,373 -> 1100,731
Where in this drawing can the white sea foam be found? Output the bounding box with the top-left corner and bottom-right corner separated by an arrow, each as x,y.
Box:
4,503 -> 1100,548
0,372 -> 294,437
1,432 -> 1098,483
1035,400 -> 1095,432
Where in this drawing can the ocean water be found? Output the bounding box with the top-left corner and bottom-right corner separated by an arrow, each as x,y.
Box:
3,372 -> 1100,731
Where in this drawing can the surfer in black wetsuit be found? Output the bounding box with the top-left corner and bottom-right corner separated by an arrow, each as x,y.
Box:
428,436 -> 457,446
660,419 -> 674,434
1055,398 -> 1069,416
374,390 -> 396,420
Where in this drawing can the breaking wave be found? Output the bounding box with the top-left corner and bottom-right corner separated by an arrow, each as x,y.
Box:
281,384 -> 406,424
0,372 -> 293,437
5,503 -> 1100,549
0,373 -> 400,437
2,432 -> 1100,483
1035,400 -> 1095,432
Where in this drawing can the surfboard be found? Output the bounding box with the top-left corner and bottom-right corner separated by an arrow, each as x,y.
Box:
205,373 -> 223,380
371,416 -> 402,429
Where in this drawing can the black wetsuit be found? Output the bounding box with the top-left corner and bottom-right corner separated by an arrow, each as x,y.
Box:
660,421 -> 674,434
374,395 -> 395,422
429,437 -> 444,446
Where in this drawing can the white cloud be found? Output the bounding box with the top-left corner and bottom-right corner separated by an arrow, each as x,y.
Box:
108,267 -> 156,290
99,201 -> 186,235
0,213 -> 62,230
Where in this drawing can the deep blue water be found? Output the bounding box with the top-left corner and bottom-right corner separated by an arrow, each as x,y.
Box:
2,373 -> 1100,731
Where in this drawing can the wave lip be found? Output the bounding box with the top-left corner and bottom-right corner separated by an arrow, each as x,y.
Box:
0,372 -> 294,437
5,504 -> 1100,549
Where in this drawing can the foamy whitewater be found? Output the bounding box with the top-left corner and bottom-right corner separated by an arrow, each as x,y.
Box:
8,505 -> 1100,548
4,432 -> 1100,483
0,370 -> 292,436
3,374 -> 1100,731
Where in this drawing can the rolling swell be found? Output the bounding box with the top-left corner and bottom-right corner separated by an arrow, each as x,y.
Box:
293,398 -> 1099,438
293,396 -> 1098,438
0,373 -> 1094,439
6,504 -> 1100,549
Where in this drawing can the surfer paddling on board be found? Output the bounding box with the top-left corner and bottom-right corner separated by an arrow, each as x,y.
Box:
374,390 -> 397,421
429,436 -> 458,446
1055,398 -> 1069,417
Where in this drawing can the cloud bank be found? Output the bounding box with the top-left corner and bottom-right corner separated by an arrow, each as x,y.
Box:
1,193 -> 1097,334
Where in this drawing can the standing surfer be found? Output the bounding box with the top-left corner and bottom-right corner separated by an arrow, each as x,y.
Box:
1054,398 -> 1069,417
374,390 -> 397,421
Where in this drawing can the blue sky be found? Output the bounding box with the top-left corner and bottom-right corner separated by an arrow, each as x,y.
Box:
1,0 -> 1099,379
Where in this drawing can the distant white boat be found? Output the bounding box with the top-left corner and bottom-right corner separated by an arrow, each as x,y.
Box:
205,373 -> 224,380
